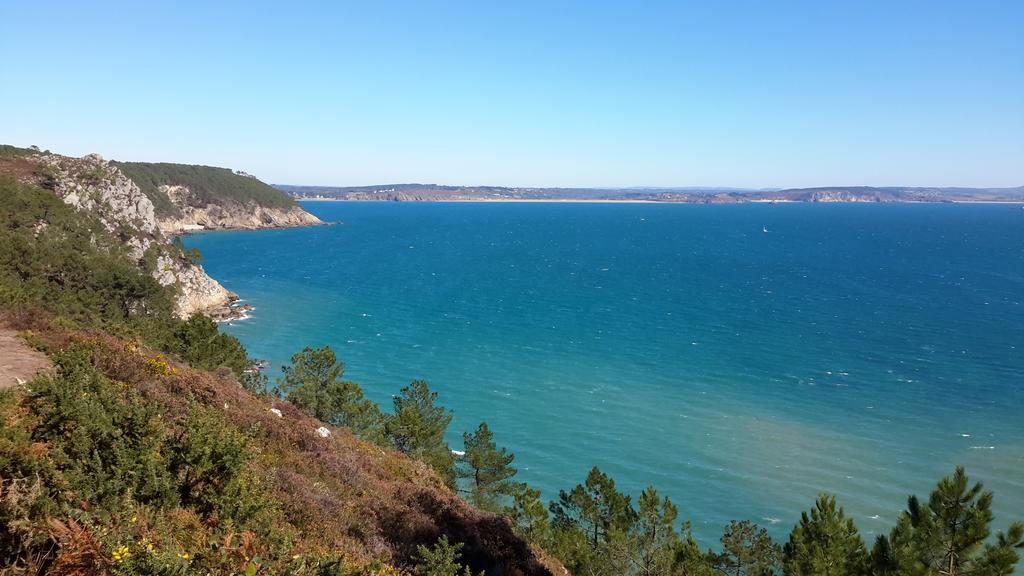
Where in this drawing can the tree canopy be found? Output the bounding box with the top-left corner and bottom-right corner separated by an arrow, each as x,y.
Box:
385,379 -> 456,485
872,466 -> 1023,576
277,345 -> 386,444
783,494 -> 867,576
456,421 -> 517,512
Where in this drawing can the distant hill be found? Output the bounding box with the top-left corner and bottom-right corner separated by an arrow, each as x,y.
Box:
772,186 -> 1024,203
278,183 -> 1024,203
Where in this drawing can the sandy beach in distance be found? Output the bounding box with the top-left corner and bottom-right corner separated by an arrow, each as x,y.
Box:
297,197 -> 1024,205
298,197 -> 667,204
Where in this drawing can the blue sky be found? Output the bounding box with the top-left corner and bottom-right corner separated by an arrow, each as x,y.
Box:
1,1 -> 1021,188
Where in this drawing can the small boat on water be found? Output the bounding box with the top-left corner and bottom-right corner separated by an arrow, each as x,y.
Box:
762,226 -> 769,233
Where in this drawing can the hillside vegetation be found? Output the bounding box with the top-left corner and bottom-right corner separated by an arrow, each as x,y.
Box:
0,175 -> 176,335
0,145 -> 40,160
114,162 -> 297,218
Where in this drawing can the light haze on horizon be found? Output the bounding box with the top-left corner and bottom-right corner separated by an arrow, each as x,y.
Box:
1,1 -> 1022,189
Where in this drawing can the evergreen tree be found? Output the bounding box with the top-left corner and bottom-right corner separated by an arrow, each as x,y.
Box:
868,533 -> 902,576
278,346 -> 386,443
278,346 -> 344,422
547,467 -> 638,576
783,494 -> 867,576
504,484 -> 552,546
385,379 -> 456,485
675,532 -> 718,576
628,486 -> 684,576
457,421 -> 517,511
713,520 -> 781,576
550,466 -> 638,549
973,524 -> 1024,576
871,466 -> 1023,576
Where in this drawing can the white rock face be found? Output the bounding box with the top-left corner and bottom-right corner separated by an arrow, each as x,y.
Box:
38,153 -> 235,318
41,154 -> 158,255
154,254 -> 236,317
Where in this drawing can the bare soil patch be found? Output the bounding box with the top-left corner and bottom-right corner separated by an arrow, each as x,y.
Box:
0,328 -> 52,389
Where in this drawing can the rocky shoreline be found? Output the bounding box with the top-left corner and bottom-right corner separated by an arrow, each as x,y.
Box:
208,297 -> 254,323
157,189 -> 323,234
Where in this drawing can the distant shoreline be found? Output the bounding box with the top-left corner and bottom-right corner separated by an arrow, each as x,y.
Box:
297,197 -> 1024,205
281,183 -> 1024,205
299,197 -> 666,204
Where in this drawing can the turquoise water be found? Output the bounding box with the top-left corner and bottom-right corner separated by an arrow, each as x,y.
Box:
186,201 -> 1024,544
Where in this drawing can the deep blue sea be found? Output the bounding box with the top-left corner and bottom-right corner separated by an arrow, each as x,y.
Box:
185,201 -> 1024,545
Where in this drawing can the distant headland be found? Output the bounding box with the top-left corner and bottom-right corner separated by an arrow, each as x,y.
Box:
277,183 -> 1024,204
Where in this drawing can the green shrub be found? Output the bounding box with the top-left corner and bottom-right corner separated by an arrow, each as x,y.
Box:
414,536 -> 478,576
171,236 -> 203,265
26,346 -> 179,513
168,407 -> 285,545
240,369 -> 270,396
170,314 -> 250,377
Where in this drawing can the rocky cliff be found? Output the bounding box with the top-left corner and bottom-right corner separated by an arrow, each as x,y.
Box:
112,161 -> 324,233
5,150 -> 239,318
157,183 -> 323,233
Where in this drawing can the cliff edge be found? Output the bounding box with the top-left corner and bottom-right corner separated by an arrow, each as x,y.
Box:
113,161 -> 323,233
0,145 -> 321,319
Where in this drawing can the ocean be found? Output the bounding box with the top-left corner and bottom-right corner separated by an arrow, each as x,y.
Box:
184,200 -> 1024,545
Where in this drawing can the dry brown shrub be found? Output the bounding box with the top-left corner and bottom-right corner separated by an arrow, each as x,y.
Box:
0,306 -> 53,332
46,520 -> 107,576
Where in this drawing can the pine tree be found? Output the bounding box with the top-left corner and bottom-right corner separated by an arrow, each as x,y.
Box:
277,346 -> 386,443
278,346 -> 344,422
676,532 -> 718,576
868,532 -> 902,576
550,466 -> 638,549
783,494 -> 867,576
385,379 -> 456,486
713,520 -> 781,576
872,466 -> 1023,576
504,484 -> 552,546
546,468 -> 639,576
456,421 -> 517,511
628,486 -> 683,576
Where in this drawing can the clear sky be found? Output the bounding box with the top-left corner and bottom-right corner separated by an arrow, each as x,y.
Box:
1,1 -> 1021,188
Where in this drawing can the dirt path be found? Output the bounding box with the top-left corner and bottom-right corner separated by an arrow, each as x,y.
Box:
0,328 -> 51,389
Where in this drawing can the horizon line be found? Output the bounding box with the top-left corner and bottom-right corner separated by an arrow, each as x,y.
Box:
272,182 -> 1024,192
